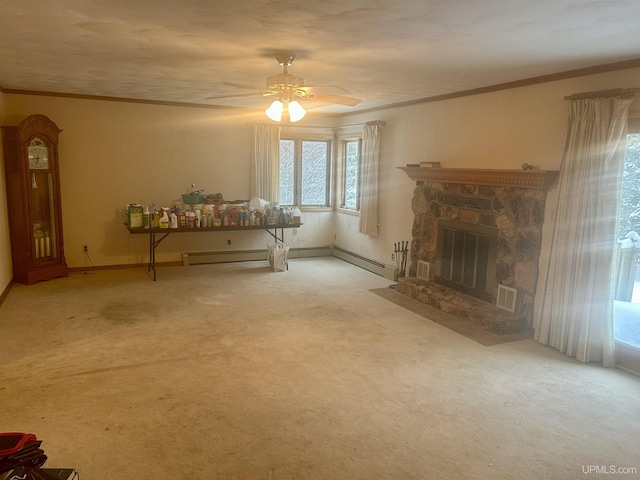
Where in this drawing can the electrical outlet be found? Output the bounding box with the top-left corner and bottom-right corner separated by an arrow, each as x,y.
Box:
83,245 -> 88,253
391,253 -> 395,261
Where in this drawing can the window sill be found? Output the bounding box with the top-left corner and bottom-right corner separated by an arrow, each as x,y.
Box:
336,207 -> 360,216
300,206 -> 333,213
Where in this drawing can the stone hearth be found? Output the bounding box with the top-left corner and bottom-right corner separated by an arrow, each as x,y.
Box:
397,277 -> 528,334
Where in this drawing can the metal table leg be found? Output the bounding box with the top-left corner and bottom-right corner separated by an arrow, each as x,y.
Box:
149,231 -> 171,281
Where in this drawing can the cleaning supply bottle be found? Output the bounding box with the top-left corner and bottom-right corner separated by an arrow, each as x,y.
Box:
159,210 -> 169,228
293,206 -> 301,225
143,206 -> 150,228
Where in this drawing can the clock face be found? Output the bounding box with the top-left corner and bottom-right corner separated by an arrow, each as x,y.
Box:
28,143 -> 49,170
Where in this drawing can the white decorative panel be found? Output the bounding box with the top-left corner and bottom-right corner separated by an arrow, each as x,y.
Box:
496,284 -> 517,313
417,260 -> 430,281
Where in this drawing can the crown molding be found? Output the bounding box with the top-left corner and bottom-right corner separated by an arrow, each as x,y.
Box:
4,57 -> 640,118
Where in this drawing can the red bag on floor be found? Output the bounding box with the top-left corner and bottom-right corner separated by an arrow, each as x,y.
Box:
0,433 -> 37,457
0,432 -> 47,474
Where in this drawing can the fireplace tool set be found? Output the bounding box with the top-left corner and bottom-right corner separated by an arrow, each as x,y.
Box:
394,241 -> 409,279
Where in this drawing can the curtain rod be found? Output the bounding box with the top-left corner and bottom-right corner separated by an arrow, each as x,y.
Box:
564,88 -> 640,100
335,120 -> 386,128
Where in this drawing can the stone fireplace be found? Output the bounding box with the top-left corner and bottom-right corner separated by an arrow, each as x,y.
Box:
397,167 -> 558,333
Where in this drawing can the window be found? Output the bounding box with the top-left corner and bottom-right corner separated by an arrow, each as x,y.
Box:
341,139 -> 361,210
279,138 -> 331,207
614,120 -> 640,352
618,131 -> 640,240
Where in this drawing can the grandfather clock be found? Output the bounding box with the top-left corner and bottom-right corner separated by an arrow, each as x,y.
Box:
2,114 -> 68,284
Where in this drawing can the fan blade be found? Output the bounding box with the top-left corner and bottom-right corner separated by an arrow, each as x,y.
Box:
205,93 -> 264,100
304,92 -> 361,106
205,91 -> 276,101
224,82 -> 269,90
301,84 -> 352,95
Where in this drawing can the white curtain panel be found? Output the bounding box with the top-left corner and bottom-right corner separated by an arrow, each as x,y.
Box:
534,94 -> 633,366
251,125 -> 280,203
359,123 -> 381,236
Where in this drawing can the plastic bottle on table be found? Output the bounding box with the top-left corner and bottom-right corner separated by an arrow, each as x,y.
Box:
293,206 -> 301,225
159,211 -> 169,228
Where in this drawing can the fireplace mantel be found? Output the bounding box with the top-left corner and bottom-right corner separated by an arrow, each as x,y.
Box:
398,166 -> 559,189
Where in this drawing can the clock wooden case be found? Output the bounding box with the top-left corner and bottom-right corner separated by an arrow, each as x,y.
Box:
2,114 -> 68,284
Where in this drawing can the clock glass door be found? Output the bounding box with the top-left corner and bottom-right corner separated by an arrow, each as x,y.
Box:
28,137 -> 57,262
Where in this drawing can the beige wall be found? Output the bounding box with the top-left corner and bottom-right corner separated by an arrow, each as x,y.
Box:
0,96 -> 336,275
1,67 -> 640,294
335,67 -> 640,272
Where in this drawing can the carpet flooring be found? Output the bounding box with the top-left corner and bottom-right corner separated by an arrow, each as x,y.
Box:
1,257 -> 639,480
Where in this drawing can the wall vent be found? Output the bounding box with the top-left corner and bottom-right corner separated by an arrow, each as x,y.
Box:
417,260 -> 430,281
496,284 -> 518,313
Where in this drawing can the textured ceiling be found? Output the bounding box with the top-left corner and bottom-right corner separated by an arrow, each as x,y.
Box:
2,0 -> 640,116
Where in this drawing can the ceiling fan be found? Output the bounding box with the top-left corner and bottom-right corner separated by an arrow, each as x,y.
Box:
206,53 -> 361,122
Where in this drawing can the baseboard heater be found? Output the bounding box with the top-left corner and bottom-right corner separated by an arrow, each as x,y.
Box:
330,246 -> 396,280
183,246 -> 332,266
183,245 -> 396,280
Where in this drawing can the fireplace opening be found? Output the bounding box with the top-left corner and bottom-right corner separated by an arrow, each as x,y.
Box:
435,220 -> 498,303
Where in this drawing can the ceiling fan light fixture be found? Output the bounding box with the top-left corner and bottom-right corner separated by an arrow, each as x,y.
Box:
265,100 -> 283,122
288,100 -> 306,122
209,53 -> 361,114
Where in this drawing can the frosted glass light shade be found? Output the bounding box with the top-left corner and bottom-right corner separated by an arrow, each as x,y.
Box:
265,100 -> 283,122
288,100 -> 306,122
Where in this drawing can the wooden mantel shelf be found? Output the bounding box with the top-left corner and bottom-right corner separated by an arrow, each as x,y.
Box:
398,166 -> 559,189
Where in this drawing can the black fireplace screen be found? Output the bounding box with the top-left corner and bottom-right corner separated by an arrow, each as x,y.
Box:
436,220 -> 498,302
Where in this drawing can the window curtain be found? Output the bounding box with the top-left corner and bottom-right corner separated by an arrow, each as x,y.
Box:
359,122 -> 381,236
251,125 -> 280,203
533,93 -> 633,367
